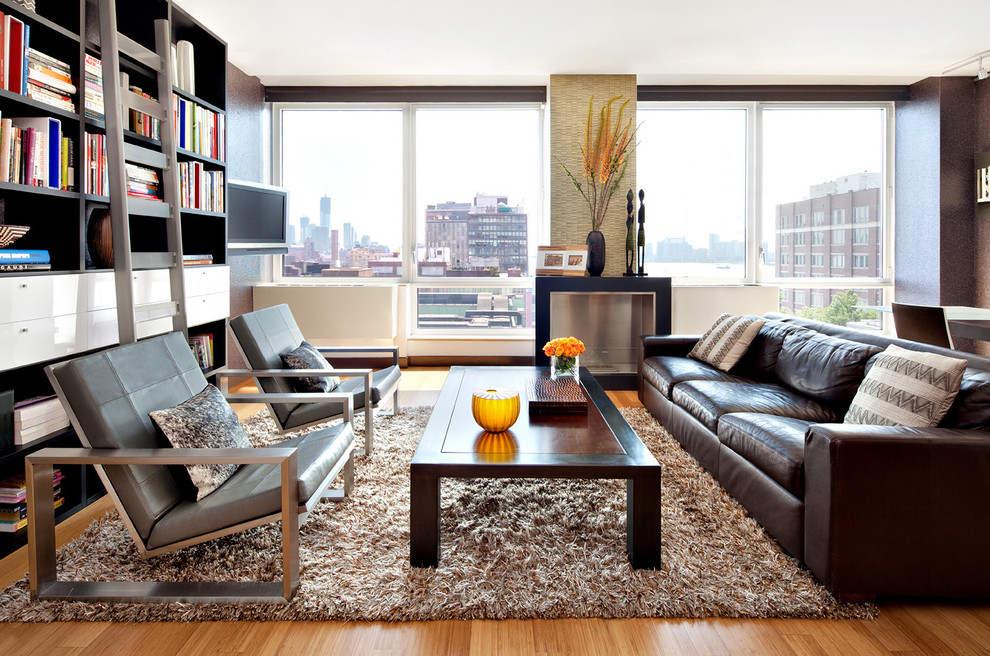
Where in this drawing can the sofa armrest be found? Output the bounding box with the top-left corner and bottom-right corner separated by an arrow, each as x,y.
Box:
804,423 -> 990,598
638,335 -> 701,399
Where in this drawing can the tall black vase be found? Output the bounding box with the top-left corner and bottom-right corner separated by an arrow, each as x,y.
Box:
586,230 -> 605,276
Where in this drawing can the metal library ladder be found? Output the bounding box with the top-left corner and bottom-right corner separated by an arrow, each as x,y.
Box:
97,0 -> 187,344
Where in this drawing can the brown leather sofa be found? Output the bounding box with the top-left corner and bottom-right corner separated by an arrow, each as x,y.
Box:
638,312 -> 990,601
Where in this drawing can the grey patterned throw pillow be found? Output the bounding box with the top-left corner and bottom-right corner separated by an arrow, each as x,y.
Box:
281,341 -> 340,392
149,384 -> 252,501
687,313 -> 765,372
844,344 -> 967,427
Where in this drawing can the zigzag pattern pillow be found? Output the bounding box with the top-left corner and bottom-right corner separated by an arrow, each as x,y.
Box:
844,344 -> 967,427
687,313 -> 765,372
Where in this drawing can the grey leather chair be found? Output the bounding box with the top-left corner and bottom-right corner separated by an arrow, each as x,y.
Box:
891,302 -> 954,349
228,304 -> 401,454
29,332 -> 357,603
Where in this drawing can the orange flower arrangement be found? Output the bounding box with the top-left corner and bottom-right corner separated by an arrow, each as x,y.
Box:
543,336 -> 586,359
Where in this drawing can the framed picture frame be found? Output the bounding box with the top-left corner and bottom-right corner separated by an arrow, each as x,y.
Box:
536,245 -> 588,276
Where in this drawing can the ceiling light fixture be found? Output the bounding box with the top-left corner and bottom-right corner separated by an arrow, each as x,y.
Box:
943,49 -> 990,79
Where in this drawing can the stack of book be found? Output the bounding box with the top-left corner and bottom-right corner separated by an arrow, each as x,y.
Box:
84,131 -> 108,195
0,114 -> 73,190
173,95 -> 225,161
25,48 -> 76,113
83,54 -> 104,121
0,248 -> 50,272
0,469 -> 65,534
188,334 -> 214,370
179,161 -> 224,212
127,85 -> 160,139
12,395 -> 69,445
125,163 -> 159,199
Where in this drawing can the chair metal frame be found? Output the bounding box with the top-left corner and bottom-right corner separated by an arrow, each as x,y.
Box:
29,363 -> 357,604
227,324 -> 400,455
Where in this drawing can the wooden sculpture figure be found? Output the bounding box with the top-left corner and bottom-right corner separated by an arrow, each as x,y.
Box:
637,189 -> 646,275
625,189 -> 635,275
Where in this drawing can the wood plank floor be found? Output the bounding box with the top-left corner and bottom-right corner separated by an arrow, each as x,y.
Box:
2,368 -> 988,655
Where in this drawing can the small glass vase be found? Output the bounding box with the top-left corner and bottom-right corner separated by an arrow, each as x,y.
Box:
551,354 -> 579,381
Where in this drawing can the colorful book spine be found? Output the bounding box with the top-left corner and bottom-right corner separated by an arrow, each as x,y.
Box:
0,249 -> 49,263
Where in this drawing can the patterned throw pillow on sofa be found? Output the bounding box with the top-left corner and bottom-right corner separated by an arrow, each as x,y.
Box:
149,384 -> 252,501
844,344 -> 967,427
280,341 -> 341,393
687,313 -> 765,372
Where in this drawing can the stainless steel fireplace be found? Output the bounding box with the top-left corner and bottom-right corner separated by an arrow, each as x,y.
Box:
535,277 -> 672,389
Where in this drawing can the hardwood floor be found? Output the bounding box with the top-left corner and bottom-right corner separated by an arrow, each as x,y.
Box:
2,367 -> 988,655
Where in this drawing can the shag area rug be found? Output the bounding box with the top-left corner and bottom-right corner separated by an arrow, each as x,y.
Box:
0,407 -> 876,622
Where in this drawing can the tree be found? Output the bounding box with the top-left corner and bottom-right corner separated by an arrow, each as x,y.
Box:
797,290 -> 878,326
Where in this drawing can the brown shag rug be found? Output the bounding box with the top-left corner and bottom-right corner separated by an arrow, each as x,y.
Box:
0,407 -> 876,622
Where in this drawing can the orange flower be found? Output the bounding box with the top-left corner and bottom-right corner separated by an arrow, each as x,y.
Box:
545,336 -> 585,359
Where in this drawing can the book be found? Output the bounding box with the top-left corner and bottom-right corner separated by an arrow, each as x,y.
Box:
0,12 -> 5,92
12,395 -> 62,420
3,15 -> 23,94
0,262 -> 49,271
14,415 -> 70,445
14,404 -> 66,428
11,116 -> 60,188
0,249 -> 49,263
0,498 -> 64,533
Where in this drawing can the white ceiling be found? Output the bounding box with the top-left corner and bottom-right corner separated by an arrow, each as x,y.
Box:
173,0 -> 990,87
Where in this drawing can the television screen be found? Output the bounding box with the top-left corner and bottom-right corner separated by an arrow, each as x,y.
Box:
227,180 -> 289,252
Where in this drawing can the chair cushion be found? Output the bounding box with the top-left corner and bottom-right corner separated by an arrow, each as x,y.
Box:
688,313 -> 765,372
641,355 -> 751,399
283,364 -> 402,430
281,341 -> 341,393
718,413 -> 813,497
845,344 -> 968,427
775,331 -> 882,409
149,384 -> 253,501
146,421 -> 355,550
672,380 -> 841,433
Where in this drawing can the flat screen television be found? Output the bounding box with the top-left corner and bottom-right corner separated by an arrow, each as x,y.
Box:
227,179 -> 289,254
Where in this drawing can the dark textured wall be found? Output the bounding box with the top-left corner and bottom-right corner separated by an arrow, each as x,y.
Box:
974,78 -> 990,310
894,77 -> 976,306
225,63 -> 271,367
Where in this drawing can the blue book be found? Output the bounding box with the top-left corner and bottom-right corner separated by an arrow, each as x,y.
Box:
0,249 -> 50,264
21,25 -> 29,96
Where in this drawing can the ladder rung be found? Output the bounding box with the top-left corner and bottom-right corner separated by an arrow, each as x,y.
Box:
127,197 -> 172,218
134,301 -> 178,323
130,252 -> 174,269
122,90 -> 167,121
124,143 -> 167,169
117,32 -> 163,71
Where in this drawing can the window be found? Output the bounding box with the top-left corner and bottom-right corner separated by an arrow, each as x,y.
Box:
795,254 -> 806,265
812,231 -> 825,245
794,232 -> 806,246
831,228 -> 845,244
637,108 -> 746,279
279,108 -> 404,277
853,254 -> 869,268
831,254 -> 845,268
811,292 -> 825,307
780,234 -> 790,246
794,214 -> 806,227
853,228 -> 869,244
794,290 -> 806,304
832,209 -> 846,224
781,215 -> 790,228
780,253 -> 790,265
811,254 -> 824,266
812,211 -> 825,226
854,206 -> 870,222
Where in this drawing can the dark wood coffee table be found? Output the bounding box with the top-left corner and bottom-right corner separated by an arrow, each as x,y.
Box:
410,366 -> 661,569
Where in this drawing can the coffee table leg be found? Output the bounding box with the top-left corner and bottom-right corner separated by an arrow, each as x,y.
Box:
627,474 -> 661,569
410,468 -> 440,568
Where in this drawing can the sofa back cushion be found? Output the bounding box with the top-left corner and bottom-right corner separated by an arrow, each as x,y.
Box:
775,331 -> 882,408
734,319 -> 808,380
939,370 -> 990,429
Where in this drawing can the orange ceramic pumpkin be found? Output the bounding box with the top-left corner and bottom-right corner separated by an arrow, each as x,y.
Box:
471,387 -> 520,433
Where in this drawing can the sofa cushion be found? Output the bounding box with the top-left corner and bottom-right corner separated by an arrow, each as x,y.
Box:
845,344 -> 967,427
672,380 -> 841,433
149,384 -> 252,501
280,341 -> 341,393
733,320 -> 808,381
775,331 -> 882,409
688,313 -> 765,372
641,355 -> 751,399
718,413 -> 813,497
940,370 -> 990,429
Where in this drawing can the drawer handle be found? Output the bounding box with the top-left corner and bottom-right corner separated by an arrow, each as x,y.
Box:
20,284 -> 28,288
20,328 -> 28,333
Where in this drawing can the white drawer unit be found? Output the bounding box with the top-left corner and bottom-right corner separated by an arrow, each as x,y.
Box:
0,276 -> 55,324
186,291 -> 230,327
184,265 -> 229,297
0,314 -> 88,370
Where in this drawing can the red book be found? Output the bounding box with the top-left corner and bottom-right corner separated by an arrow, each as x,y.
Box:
0,12 -> 6,90
4,15 -> 23,94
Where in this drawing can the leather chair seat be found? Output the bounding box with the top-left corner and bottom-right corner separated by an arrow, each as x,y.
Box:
147,421 -> 354,549
641,355 -> 750,399
672,380 -> 841,433
718,413 -> 813,496
282,365 -> 401,430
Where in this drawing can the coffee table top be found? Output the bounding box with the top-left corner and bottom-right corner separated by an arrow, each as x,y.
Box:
411,366 -> 659,477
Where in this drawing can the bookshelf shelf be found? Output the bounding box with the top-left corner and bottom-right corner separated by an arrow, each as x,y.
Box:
0,0 -> 230,557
